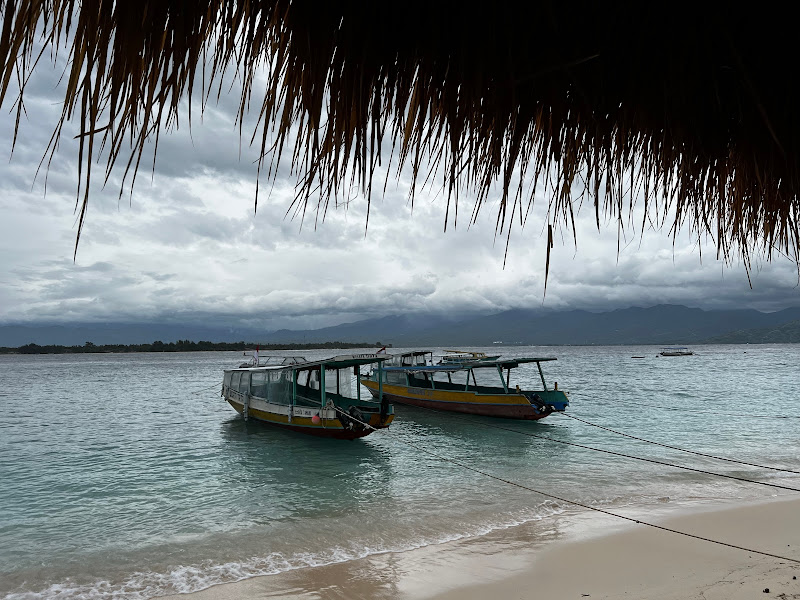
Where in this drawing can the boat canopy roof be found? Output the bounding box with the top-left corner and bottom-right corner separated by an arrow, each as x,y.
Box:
495,357 -> 557,368
382,356 -> 557,373
226,353 -> 390,373
298,354 -> 392,370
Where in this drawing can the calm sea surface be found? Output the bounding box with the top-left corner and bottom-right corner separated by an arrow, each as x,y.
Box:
1,345 -> 799,599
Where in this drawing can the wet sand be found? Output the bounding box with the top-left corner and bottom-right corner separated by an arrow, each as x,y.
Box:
157,497 -> 800,600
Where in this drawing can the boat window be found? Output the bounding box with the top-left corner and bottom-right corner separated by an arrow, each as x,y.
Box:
265,370 -> 292,405
250,371 -> 267,398
431,371 -> 452,385
231,371 -> 242,391
325,367 -> 354,397
472,369 -> 501,387
296,370 -> 309,386
307,370 -> 319,390
387,371 -> 406,385
324,368 -> 337,394
237,372 -> 250,393
223,372 -> 232,388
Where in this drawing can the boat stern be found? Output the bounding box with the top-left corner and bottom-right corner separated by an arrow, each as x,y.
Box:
525,389 -> 569,413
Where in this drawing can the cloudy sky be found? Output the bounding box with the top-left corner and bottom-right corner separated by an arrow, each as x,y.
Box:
1,59 -> 799,332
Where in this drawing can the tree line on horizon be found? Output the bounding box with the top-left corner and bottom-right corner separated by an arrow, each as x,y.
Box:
0,340 -> 389,355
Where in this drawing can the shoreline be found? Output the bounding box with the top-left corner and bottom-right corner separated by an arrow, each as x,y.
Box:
434,495 -> 800,600
155,495 -> 800,600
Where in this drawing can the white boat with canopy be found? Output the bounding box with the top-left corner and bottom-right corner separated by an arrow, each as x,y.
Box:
222,353 -> 394,439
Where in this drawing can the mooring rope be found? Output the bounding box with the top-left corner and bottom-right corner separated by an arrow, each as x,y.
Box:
401,404 -> 800,493
558,412 -> 800,475
336,407 -> 800,565
584,396 -> 800,419
190,382 -> 222,395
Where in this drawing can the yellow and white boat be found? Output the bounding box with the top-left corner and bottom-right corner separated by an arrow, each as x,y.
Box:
222,353 -> 394,439
361,351 -> 568,420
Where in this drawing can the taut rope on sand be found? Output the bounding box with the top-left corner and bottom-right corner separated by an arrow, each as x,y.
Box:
332,406 -> 800,565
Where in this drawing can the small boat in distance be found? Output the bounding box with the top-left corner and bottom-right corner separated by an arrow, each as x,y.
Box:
361,351 -> 568,420
439,350 -> 501,364
222,354 -> 394,439
659,346 -> 694,357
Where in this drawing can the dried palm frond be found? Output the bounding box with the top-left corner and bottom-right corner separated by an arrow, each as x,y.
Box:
1,1 -> 798,275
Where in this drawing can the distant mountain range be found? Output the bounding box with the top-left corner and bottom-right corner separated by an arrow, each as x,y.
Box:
704,319 -> 800,344
3,304 -> 800,347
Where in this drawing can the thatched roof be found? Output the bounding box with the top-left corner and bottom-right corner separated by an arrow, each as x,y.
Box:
1,1 -> 798,271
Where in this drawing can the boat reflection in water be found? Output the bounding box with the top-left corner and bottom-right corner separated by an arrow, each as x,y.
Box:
361,351 -> 568,420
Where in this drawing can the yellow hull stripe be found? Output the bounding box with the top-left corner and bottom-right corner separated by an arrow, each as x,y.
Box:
362,380 -> 533,405
226,399 -> 394,429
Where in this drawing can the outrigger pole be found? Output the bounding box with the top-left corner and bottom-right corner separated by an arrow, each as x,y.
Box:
378,359 -> 386,421
291,369 -> 297,423
536,361 -> 548,391
320,365 -> 326,408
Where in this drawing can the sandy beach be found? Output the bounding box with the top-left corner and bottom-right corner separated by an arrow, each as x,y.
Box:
156,496 -> 800,600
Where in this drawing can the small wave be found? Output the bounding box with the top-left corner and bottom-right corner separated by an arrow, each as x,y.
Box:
2,505 -> 568,600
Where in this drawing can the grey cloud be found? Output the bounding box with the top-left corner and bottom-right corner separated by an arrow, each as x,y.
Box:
144,272 -> 177,282
151,286 -> 179,298
2,56 -> 800,331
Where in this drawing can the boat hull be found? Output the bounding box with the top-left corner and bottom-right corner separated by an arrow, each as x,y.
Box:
225,397 -> 394,440
361,381 -> 566,420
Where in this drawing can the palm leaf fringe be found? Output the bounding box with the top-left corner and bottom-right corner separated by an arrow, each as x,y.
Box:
1,1 -> 798,275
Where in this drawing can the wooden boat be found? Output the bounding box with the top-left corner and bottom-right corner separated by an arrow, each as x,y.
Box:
659,346 -> 694,356
439,349 -> 501,364
361,351 -> 568,420
222,353 -> 394,439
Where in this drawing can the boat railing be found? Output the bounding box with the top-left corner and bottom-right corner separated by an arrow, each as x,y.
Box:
239,355 -> 308,368
223,385 -> 246,403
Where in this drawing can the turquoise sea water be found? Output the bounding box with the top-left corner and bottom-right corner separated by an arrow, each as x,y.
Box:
1,345 -> 799,599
